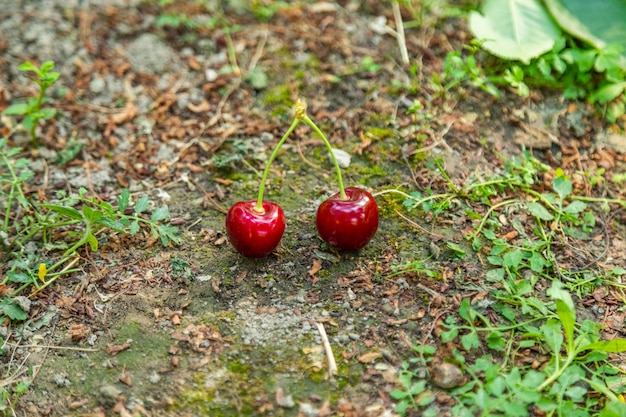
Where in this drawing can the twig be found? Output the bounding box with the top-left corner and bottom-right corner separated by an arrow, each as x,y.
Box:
315,321 -> 337,377
31,321 -> 57,383
192,179 -> 228,214
208,29 -> 268,127
394,208 -> 445,239
408,122 -> 455,156
392,0 -> 410,65
82,150 -> 101,203
4,343 -> 98,352
297,140 -> 322,170
247,28 -> 268,74
1,350 -> 31,389
416,283 -> 444,299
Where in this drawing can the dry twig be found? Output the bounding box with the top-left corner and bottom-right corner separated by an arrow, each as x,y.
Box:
315,321 -> 337,377
392,0 -> 410,65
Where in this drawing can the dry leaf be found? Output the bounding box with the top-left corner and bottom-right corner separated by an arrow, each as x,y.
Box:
109,101 -> 137,125
119,374 -> 132,386
187,100 -> 211,113
501,230 -> 519,241
171,331 -> 190,342
106,342 -> 131,355
308,259 -> 323,276
65,323 -> 91,341
357,351 -> 382,363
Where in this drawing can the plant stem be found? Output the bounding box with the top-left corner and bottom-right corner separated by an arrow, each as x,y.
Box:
435,158 -> 458,194
294,100 -> 347,200
573,195 -> 626,207
255,118 -> 300,212
536,351 -> 575,392
30,256 -> 80,296
1,151 -> 29,232
374,188 -> 455,207
470,199 -> 518,239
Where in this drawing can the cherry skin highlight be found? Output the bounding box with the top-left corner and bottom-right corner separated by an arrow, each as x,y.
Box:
225,201 -> 285,258
315,187 -> 378,251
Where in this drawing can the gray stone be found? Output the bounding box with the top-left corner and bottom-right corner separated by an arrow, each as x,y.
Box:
126,33 -> 180,74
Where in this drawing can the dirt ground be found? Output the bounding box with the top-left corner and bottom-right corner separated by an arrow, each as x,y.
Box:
1,1 -> 625,416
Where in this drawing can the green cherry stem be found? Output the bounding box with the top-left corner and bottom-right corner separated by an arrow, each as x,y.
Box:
255,118 -> 301,213
296,101 -> 347,200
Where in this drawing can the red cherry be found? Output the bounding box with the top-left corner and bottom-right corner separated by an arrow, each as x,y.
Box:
316,187 -> 378,251
225,201 -> 285,258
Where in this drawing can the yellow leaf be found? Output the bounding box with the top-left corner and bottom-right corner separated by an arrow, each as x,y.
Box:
38,263 -> 47,281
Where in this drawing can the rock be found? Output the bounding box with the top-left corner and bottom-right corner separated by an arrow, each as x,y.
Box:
98,384 -> 121,406
329,148 -> 351,168
13,296 -> 31,313
431,362 -> 465,389
597,132 -> 626,153
89,77 -> 106,94
298,402 -> 319,417
126,33 -> 180,74
276,387 -> 295,408
53,374 -> 71,387
148,372 -> 161,384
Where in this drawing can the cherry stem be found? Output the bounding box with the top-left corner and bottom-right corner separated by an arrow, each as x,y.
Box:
255,118 -> 301,212
296,102 -> 347,200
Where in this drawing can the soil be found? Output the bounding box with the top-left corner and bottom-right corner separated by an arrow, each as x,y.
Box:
1,1 -> 625,417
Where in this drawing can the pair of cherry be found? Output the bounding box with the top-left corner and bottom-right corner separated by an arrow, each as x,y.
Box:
225,100 -> 379,258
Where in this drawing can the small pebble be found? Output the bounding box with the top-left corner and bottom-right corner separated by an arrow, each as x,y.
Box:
98,384 -> 121,406
431,362 -> 465,389
381,303 -> 394,315
89,77 -> 106,93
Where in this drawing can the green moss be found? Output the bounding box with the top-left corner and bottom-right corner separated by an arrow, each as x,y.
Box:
262,84 -> 292,117
228,359 -> 251,376
364,126 -> 395,140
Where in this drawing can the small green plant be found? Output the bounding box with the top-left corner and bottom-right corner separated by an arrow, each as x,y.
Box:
392,283 -> 626,416
490,38 -> 626,122
2,61 -> 60,146
467,0 -> 626,122
0,138 -> 180,322
0,368 -> 31,416
430,41 -> 500,98
249,0 -> 290,21
385,149 -> 626,415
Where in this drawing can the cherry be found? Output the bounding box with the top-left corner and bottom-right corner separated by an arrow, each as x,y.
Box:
225,99 -> 377,256
316,187 -> 378,251
224,115 -> 300,258
225,201 -> 285,258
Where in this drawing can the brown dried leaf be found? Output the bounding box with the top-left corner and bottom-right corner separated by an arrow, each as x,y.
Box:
119,374 -> 132,386
308,259 -> 322,276
55,294 -> 75,309
501,230 -> 519,241
357,351 -> 382,363
109,101 -> 137,125
66,323 -> 91,341
187,100 -> 211,114
68,398 -> 90,409
106,342 -> 132,355
171,331 -> 190,342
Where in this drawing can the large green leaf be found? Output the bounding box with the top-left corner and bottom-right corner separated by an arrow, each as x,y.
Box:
545,0 -> 626,68
469,0 -> 561,64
